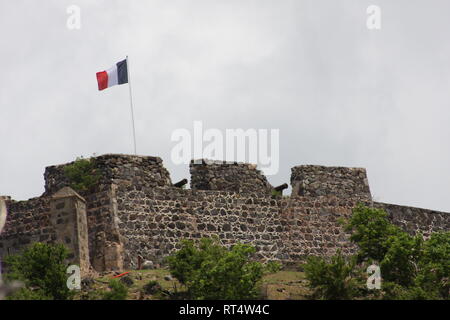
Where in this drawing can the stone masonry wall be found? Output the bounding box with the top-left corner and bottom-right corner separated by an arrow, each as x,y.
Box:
291,165 -> 371,200
0,190 -> 92,275
1,154 -> 449,274
44,154 -> 172,195
84,186 -> 123,271
190,160 -> 273,194
115,183 -> 374,269
116,185 -> 283,268
375,202 -> 450,239
0,197 -> 53,259
279,196 -> 371,262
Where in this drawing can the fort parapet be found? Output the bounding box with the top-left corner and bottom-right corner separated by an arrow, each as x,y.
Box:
0,154 -> 448,274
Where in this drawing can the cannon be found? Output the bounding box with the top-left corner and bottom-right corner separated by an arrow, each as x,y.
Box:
174,179 -> 188,188
274,183 -> 288,192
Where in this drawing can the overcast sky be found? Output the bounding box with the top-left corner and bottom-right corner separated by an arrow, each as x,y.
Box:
1,0 -> 450,212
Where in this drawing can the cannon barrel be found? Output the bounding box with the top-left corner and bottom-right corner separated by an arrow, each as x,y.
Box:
174,179 -> 188,188
274,183 -> 288,192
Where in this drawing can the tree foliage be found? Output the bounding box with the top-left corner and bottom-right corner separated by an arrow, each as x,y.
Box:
167,237 -> 265,300
304,251 -> 365,300
4,243 -> 72,300
304,204 -> 449,300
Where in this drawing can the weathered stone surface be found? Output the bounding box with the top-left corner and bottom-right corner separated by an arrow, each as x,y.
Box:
190,159 -> 273,194
44,154 -> 172,195
291,165 -> 371,200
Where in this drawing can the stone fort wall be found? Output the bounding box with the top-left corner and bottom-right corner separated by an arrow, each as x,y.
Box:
1,154 -> 449,274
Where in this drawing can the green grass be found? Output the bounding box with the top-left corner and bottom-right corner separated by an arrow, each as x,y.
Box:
261,271 -> 310,300
78,269 -> 310,300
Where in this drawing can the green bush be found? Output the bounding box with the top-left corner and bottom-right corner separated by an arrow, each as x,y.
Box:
264,261 -> 282,274
345,205 -> 423,287
102,279 -> 128,300
344,204 -> 402,263
303,250 -> 364,300
305,205 -> 450,300
4,243 -> 72,300
415,232 -> 450,299
167,237 -> 264,300
63,157 -> 100,193
380,231 -> 422,286
143,280 -> 162,295
6,287 -> 51,300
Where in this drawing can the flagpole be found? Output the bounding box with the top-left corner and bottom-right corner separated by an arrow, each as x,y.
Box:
126,55 -> 137,155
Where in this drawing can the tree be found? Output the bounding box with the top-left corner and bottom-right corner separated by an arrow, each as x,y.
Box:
304,205 -> 450,300
4,243 -> 72,300
303,250 -> 365,300
345,204 -> 423,287
414,232 -> 450,299
344,204 -> 401,263
167,237 -> 264,300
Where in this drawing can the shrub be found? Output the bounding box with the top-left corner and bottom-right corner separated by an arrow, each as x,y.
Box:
167,237 -> 264,300
143,280 -> 162,295
4,243 -> 72,300
415,231 -> 450,299
344,205 -> 449,300
345,205 -> 424,287
6,287 -> 51,300
102,279 -> 128,300
380,231 -> 422,286
63,157 -> 100,193
344,204 -> 402,263
264,261 -> 282,274
303,250 -> 364,300
305,205 -> 449,300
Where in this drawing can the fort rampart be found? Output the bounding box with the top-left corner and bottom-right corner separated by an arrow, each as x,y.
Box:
1,154 -> 448,274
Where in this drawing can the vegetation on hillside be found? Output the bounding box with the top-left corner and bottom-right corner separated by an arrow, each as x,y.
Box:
303,204 -> 449,300
2,205 -> 447,301
166,236 -> 281,299
3,243 -> 73,300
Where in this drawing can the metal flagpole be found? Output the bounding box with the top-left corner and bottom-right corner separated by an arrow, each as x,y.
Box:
126,55 -> 137,155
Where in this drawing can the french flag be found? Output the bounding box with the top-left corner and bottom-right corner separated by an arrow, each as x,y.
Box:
96,59 -> 128,91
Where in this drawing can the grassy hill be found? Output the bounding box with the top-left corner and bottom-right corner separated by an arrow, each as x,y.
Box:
76,269 -> 311,300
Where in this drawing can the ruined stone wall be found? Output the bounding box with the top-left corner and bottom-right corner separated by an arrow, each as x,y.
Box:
82,186 -> 121,271
0,190 -> 91,275
190,160 -> 273,194
279,196 -> 371,262
375,202 -> 450,238
42,154 -> 174,271
291,165 -> 371,200
115,183 -> 373,268
49,188 -> 90,275
44,154 -> 172,195
0,197 -> 53,259
1,154 -> 449,274
115,185 -> 283,269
